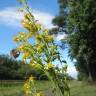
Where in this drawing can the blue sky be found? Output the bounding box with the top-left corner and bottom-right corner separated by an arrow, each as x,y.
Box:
0,0 -> 77,78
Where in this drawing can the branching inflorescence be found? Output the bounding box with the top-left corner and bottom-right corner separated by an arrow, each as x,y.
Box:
13,0 -> 70,96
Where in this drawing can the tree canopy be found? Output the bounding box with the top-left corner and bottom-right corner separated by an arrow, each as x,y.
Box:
52,0 -> 96,81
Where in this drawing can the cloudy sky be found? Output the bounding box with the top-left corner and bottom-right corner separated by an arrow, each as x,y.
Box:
0,0 -> 77,78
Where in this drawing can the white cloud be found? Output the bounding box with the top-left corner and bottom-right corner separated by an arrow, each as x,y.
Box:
0,7 -> 23,27
67,66 -> 77,79
0,7 -> 54,28
33,10 -> 54,28
55,34 -> 67,41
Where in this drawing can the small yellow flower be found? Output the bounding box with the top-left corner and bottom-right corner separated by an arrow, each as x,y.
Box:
30,60 -> 42,69
25,33 -> 32,39
47,62 -> 54,69
23,52 -> 30,59
43,29 -> 48,33
36,35 -> 42,41
30,59 -> 36,64
13,37 -> 19,42
24,13 -> 30,19
29,76 -> 35,82
24,83 -> 30,90
19,45 -> 25,50
23,82 -> 30,95
45,35 -> 53,42
36,92 -> 44,96
19,32 -> 25,35
36,44 -> 44,52
18,32 -> 26,39
21,19 -> 31,30
36,23 -> 42,31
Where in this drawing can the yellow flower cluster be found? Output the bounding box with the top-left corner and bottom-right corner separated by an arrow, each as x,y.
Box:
35,92 -> 44,96
29,76 -> 34,82
19,32 -> 25,36
19,45 -> 25,50
30,60 -> 42,69
19,32 -> 32,39
23,51 -> 30,59
21,14 -> 37,33
47,62 -> 54,69
23,76 -> 35,96
36,44 -> 44,53
44,35 -> 53,42
36,35 -> 43,41
45,62 -> 54,70
13,32 -> 27,42
13,1 -> 69,96
13,37 -> 20,42
36,23 -> 42,31
21,19 -> 31,30
43,29 -> 48,34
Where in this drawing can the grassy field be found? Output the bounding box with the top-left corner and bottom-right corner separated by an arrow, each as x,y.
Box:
70,81 -> 96,96
0,80 -> 96,96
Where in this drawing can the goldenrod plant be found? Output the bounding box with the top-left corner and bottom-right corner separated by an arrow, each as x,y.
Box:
13,0 -> 70,96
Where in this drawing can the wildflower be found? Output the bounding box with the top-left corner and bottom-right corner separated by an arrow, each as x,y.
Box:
19,32 -> 25,36
36,92 -> 44,96
48,62 -> 54,69
23,76 -> 35,96
36,44 -> 44,52
24,83 -> 30,90
19,45 -> 25,50
36,35 -> 42,41
23,52 -> 30,59
29,76 -> 34,82
25,33 -> 32,39
13,37 -> 20,42
43,29 -> 48,34
47,62 -> 54,69
24,13 -> 30,19
21,19 -> 31,30
44,35 -> 53,42
36,23 -> 42,31
30,60 -> 42,69
23,82 -> 30,95
30,59 -> 36,64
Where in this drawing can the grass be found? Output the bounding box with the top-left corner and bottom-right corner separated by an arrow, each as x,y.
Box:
70,81 -> 96,96
0,80 -> 24,96
0,80 -> 96,96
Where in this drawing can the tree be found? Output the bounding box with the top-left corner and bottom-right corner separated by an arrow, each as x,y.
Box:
0,54 -> 21,79
52,0 -> 96,81
0,54 -> 46,80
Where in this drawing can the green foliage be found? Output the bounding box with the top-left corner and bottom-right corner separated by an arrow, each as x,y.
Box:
0,54 -> 46,80
52,0 -> 96,81
67,0 -> 96,81
0,54 -> 20,80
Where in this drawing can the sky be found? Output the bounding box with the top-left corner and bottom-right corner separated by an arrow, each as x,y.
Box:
0,0 -> 77,78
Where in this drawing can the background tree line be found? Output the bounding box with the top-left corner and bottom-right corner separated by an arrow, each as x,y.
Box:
0,54 -> 47,80
0,54 -> 73,80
